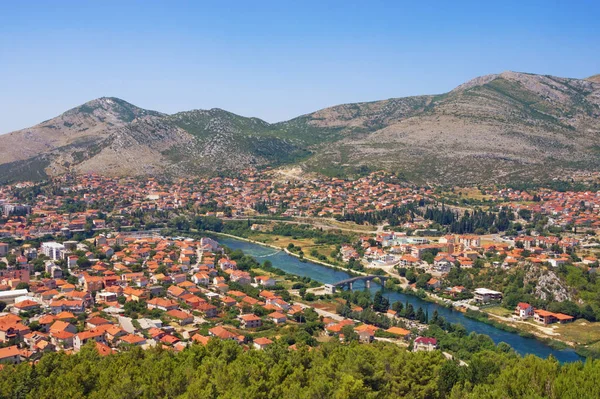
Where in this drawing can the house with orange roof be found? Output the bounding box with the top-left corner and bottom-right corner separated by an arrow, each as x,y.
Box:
218,258 -> 237,271
399,254 -> 420,267
147,297 -> 178,311
120,334 -> 146,346
253,337 -> 273,350
197,303 -> 218,318
0,345 -> 25,364
49,320 -> 77,335
181,294 -> 206,309
49,299 -> 85,314
161,334 -> 181,346
259,290 -> 278,300
74,329 -> 106,351
38,289 -> 60,302
254,276 -> 276,287
238,314 -> 262,329
386,326 -> 411,338
191,334 -> 210,345
268,311 -> 287,324
95,341 -> 114,356
228,270 -> 251,285
426,278 -> 441,290
12,299 -> 41,314
178,280 -> 196,290
55,311 -> 76,320
86,316 -> 110,329
208,326 -> 243,343
534,309 -> 574,325
166,309 -> 194,325
104,325 -> 127,342
354,324 -> 378,343
0,314 -> 30,343
50,330 -> 75,348
38,314 -> 56,332
191,272 -> 210,286
325,319 -> 355,335
167,285 -> 187,299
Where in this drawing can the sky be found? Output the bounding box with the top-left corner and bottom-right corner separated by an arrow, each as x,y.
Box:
1,0 -> 599,133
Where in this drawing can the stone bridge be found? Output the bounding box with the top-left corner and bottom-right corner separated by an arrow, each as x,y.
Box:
330,275 -> 389,291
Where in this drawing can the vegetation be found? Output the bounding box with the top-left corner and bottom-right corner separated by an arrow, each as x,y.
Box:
2,339 -> 600,398
424,205 -> 513,234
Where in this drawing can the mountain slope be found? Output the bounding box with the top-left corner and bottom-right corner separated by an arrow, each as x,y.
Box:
1,71 -> 599,184
302,71 -> 600,182
0,97 -> 190,182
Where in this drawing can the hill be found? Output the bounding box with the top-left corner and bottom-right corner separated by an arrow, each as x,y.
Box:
1,71 -> 599,184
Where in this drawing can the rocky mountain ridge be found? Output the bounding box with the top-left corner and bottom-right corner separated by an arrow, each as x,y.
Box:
1,71 -> 599,184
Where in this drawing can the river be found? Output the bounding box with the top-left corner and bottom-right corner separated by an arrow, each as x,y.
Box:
218,236 -> 583,363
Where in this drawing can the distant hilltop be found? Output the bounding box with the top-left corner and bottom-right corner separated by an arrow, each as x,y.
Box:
1,71 -> 599,185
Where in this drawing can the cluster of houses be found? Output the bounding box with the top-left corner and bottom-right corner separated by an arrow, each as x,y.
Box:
0,170 -> 430,240
0,234 -> 314,364
514,302 -> 574,325
0,231 -> 438,364
321,309 -> 437,352
360,233 -> 485,270
362,230 -> 585,275
493,187 -> 600,232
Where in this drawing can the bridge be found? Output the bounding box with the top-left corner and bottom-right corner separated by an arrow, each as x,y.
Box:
327,275 -> 389,292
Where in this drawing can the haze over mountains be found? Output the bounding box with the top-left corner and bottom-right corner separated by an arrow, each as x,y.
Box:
1,71 -> 599,185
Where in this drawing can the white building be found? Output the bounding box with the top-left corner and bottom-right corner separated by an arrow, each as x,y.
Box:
0,289 -> 29,304
473,288 -> 503,303
41,242 -> 66,260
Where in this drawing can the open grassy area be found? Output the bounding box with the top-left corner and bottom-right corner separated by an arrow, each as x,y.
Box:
484,306 -> 513,317
452,187 -> 493,201
250,234 -> 314,249
248,233 -> 339,264
555,320 -> 600,345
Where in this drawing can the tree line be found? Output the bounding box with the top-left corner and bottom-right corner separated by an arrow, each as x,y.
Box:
1,337 -> 599,398
424,205 -> 513,234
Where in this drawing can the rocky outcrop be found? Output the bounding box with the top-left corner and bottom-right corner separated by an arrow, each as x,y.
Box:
524,265 -> 572,302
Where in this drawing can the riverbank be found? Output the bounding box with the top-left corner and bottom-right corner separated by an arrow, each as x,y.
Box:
213,232 -> 366,278
215,232 -> 589,358
217,234 -> 583,362
474,306 -> 600,358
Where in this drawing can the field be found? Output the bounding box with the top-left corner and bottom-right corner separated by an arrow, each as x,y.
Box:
484,306 -> 513,317
555,320 -> 600,345
248,233 -> 339,264
452,187 -> 494,201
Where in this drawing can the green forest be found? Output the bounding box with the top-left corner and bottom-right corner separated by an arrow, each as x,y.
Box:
1,340 -> 600,399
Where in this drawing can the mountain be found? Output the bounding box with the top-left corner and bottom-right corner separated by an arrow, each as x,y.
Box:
303,71 -> 600,183
1,71 -> 599,184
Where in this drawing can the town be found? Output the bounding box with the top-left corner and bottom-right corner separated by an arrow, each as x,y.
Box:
0,170 -> 600,364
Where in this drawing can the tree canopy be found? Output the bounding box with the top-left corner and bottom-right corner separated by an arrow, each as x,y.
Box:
0,339 -> 598,399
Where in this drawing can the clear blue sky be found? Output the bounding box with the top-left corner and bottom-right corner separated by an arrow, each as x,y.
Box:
1,0 -> 599,133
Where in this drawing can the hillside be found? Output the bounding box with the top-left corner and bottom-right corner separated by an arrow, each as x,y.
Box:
1,71 -> 599,184
302,71 -> 600,183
